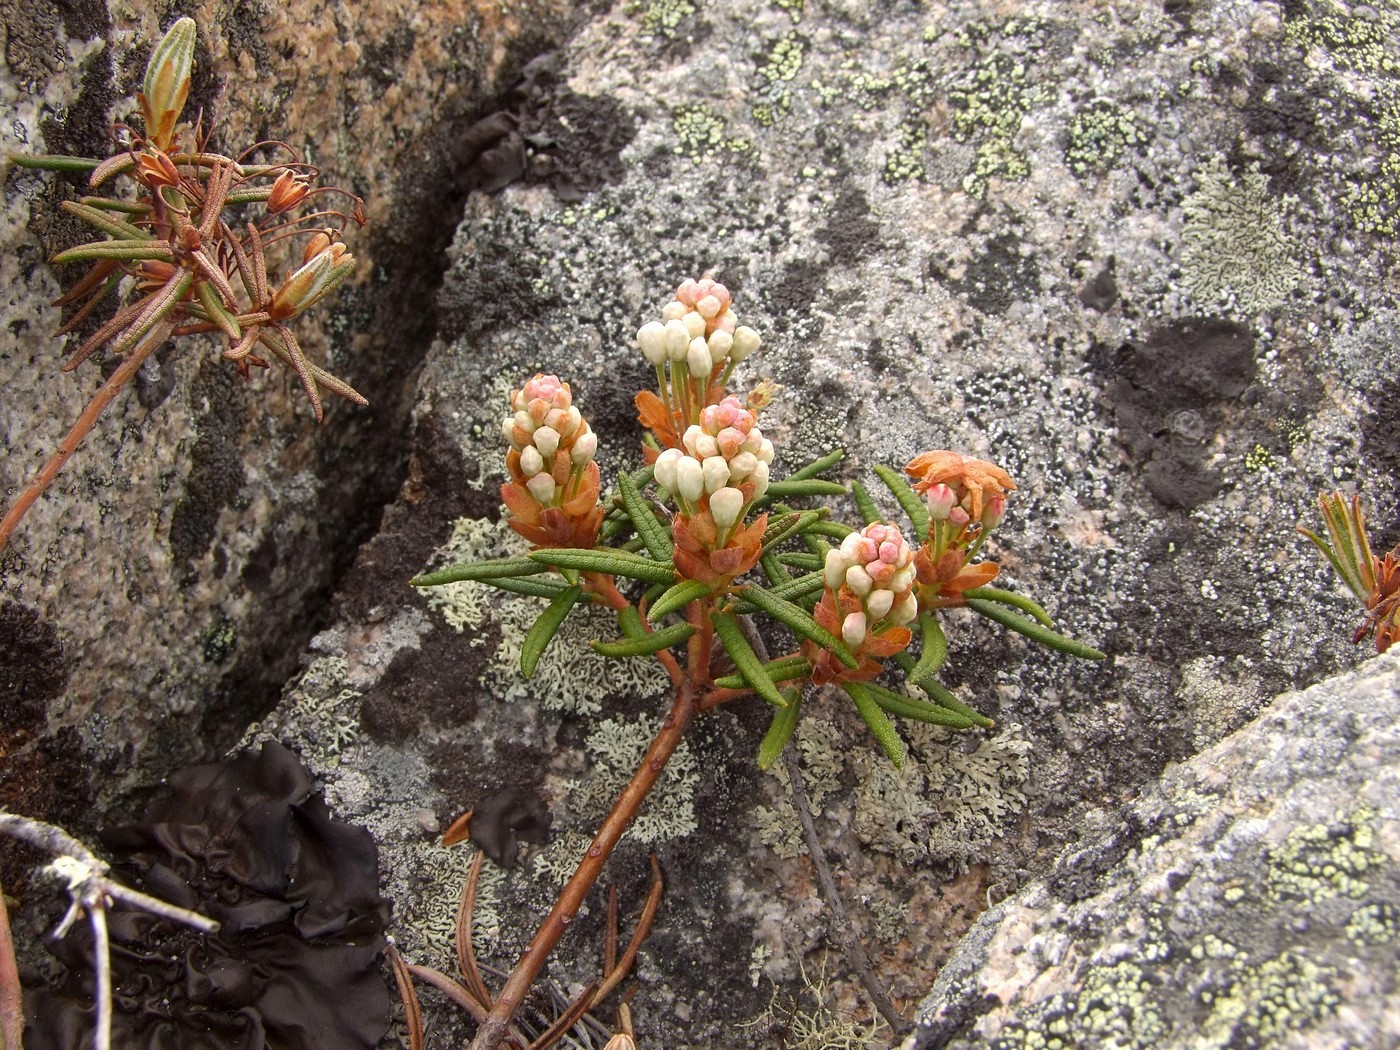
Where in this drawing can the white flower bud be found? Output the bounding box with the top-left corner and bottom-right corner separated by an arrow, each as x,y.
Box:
654,448 -> 683,493
866,588 -> 894,620
707,329 -> 733,364
682,310 -> 706,339
845,565 -> 874,597
709,486 -> 744,528
892,592 -> 918,625
526,473 -> 556,504
728,451 -> 757,481
661,301 -> 686,321
562,406 -> 581,436
676,456 -> 705,504
637,321 -> 668,364
749,459 -> 769,499
702,456 -> 730,493
840,532 -> 865,560
757,438 -> 775,464
695,433 -> 720,459
665,319 -> 691,361
730,325 -> 761,361
571,429 -> 597,465
695,293 -> 722,319
502,416 -> 518,447
514,410 -> 535,434
841,611 -> 868,648
687,337 -> 713,379
824,549 -> 848,591
533,426 -> 560,459
520,445 -> 545,478
891,566 -> 914,594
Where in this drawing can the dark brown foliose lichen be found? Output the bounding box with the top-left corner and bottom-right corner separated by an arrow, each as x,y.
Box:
23,742 -> 391,1049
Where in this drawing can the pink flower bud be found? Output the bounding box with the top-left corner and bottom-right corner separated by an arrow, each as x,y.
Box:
571,429 -> 597,465
926,484 -> 957,520
982,494 -> 1007,530
948,506 -> 970,527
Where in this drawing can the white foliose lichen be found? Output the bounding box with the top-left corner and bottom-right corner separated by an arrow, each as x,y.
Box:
1179,156 -> 1301,315
851,721 -> 1031,872
566,714 -> 699,843
422,516 -> 670,715
751,718 -> 848,858
396,844 -> 505,970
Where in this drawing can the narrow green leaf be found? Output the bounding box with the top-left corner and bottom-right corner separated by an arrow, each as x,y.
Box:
52,238 -> 174,264
907,612 -> 949,685
785,448 -> 844,482
110,270 -> 192,356
917,678 -> 995,726
759,551 -> 791,587
738,584 -> 858,668
964,598 -> 1106,660
649,579 -> 712,620
616,605 -> 646,640
618,471 -> 673,562
777,552 -> 823,572
804,520 -> 855,540
486,576 -> 571,600
873,464 -> 930,539
591,621 -> 695,658
762,479 -> 848,500
713,655 -> 811,690
711,612 -> 788,708
521,585 -> 583,677
842,681 -> 905,767
757,688 -> 804,770
763,571 -> 827,606
860,680 -> 978,729
9,153 -> 101,172
77,196 -> 151,215
529,547 -> 674,584
962,586 -> 1053,627
410,557 -> 545,587
60,200 -> 147,240
195,280 -> 242,341
760,509 -> 826,557
850,481 -> 881,526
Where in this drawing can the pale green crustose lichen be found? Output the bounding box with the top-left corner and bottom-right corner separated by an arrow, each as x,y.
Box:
1064,99 -> 1144,177
1264,802 -> 1382,903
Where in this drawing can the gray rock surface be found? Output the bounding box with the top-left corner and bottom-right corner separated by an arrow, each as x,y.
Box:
907,652 -> 1400,1050
6,0 -> 1400,1047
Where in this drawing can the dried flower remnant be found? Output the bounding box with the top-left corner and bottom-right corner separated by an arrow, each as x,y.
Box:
1300,491 -> 1400,653
0,17 -> 367,552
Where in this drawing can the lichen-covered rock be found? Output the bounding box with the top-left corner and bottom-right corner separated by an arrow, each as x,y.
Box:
906,653 -> 1400,1050
0,0 -> 575,853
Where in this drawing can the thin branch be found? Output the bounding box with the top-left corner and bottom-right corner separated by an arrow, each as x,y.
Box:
386,939 -> 425,1050
781,743 -> 907,1035
0,878 -> 22,1050
456,850 -> 493,1010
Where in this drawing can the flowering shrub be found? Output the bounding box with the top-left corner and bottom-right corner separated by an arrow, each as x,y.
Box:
411,278 -> 1103,1049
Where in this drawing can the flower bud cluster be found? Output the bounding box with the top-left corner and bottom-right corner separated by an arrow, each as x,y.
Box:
823,523 -> 918,648
652,396 -> 773,528
636,277 -> 762,381
500,374 -> 602,548
904,450 -> 1015,601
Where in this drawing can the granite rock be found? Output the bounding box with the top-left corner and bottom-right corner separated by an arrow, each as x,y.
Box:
907,652 -> 1400,1050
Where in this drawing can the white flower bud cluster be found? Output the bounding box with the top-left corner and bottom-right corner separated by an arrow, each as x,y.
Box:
635,276 -> 762,380
501,374 -> 597,506
652,395 -> 774,527
822,523 -> 918,648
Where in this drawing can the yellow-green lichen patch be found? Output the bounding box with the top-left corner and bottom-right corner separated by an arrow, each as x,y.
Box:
1344,901 -> 1400,945
1065,99 -> 1145,178
636,0 -> 696,38
772,0 -> 802,24
991,959 -> 1168,1049
882,122 -> 927,184
1244,443 -> 1276,473
671,103 -> 752,162
1264,803 -> 1382,904
1198,951 -> 1342,1046
753,33 -> 805,126
949,21 -> 1054,198
1179,157 -> 1301,315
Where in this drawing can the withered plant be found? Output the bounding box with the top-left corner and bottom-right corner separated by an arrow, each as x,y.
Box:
411,277 -> 1105,1047
1,17 -> 365,551
1301,490 -> 1400,653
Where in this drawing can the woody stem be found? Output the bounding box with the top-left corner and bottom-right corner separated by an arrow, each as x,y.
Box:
466,677 -> 698,1050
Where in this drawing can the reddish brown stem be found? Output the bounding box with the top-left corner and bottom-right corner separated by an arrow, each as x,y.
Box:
467,679 -> 699,1050
0,878 -> 22,1050
0,322 -> 171,552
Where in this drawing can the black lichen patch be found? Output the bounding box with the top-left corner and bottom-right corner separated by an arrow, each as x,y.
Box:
941,231 -> 1041,316
168,360 -> 248,569
1095,319 -> 1256,509
1048,812 -> 1147,905
359,629 -> 483,744
815,185 -> 881,263
914,990 -> 1004,1050
24,742 -> 391,1050
1079,257 -> 1118,312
